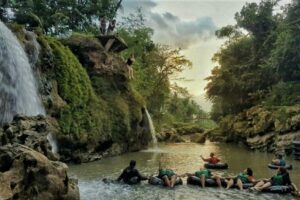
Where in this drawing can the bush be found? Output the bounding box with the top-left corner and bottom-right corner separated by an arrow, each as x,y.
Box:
264,82 -> 300,106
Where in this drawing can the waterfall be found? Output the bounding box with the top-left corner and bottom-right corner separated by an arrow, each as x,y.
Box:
145,109 -> 157,144
0,21 -> 45,125
47,133 -> 58,154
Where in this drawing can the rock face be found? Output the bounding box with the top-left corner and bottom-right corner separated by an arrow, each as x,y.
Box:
0,115 -> 60,161
157,124 -> 205,143
208,105 -> 300,154
7,27 -> 152,164
0,144 -> 79,200
190,133 -> 206,144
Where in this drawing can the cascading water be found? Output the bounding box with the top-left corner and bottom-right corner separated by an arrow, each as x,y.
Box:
145,109 -> 158,144
47,133 -> 58,154
0,20 -> 45,125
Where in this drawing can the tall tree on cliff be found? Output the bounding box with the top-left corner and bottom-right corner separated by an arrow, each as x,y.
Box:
270,0 -> 300,81
118,9 -> 201,126
206,0 -> 279,121
2,0 -> 123,34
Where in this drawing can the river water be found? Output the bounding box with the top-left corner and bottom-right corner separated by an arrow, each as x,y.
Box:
69,142 -> 300,200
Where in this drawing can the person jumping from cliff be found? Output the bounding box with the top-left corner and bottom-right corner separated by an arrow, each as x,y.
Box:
117,160 -> 148,184
126,54 -> 135,80
201,153 -> 220,164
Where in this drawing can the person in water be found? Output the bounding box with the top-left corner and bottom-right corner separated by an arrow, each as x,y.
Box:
126,55 -> 135,80
200,153 -> 220,164
272,153 -> 286,166
252,167 -> 292,191
185,167 -> 223,188
226,168 -> 255,190
158,163 -> 178,188
117,160 -> 148,184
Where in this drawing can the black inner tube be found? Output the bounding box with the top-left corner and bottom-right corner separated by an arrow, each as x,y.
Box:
204,163 -> 229,169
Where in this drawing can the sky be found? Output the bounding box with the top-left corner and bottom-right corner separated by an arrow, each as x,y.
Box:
119,0 -> 290,110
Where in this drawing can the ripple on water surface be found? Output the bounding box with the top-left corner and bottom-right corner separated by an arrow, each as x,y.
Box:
70,142 -> 300,200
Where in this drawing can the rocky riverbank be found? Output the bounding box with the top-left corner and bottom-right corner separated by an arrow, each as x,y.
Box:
0,144 -> 79,200
208,105 -> 300,154
157,123 -> 207,143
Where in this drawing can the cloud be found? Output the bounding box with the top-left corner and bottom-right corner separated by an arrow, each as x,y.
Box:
150,12 -> 169,29
120,0 -> 217,49
163,12 -> 180,22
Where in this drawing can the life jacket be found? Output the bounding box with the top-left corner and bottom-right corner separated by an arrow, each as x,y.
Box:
195,169 -> 212,178
279,159 -> 286,166
272,174 -> 283,185
159,169 -> 175,178
238,173 -> 249,183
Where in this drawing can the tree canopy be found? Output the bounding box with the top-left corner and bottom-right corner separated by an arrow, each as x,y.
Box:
206,0 -> 300,121
1,0 -> 123,35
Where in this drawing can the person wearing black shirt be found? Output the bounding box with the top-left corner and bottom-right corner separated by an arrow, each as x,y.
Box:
117,160 -> 148,184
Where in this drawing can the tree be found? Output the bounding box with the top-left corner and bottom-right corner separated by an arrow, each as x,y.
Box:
118,9 -> 195,126
2,0 -> 123,35
270,0 -> 300,81
206,0 -> 280,120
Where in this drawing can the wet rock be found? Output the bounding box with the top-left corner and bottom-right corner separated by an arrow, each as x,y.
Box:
190,133 -> 206,144
210,105 -> 300,154
246,132 -> 276,151
0,115 -> 60,161
0,144 -> 79,200
168,134 -> 186,143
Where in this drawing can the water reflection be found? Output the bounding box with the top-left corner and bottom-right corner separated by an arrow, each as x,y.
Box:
70,142 -> 300,200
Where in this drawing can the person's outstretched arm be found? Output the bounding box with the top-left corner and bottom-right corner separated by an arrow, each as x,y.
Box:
136,169 -> 148,180
117,169 -> 125,181
200,155 -> 209,162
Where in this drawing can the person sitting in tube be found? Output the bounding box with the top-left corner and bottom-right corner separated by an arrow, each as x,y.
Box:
252,167 -> 296,192
226,168 -> 255,190
184,167 -> 223,188
200,152 -> 220,164
272,153 -> 286,166
158,162 -> 178,188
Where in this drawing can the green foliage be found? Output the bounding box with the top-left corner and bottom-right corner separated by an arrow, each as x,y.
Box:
39,36 -> 147,144
264,82 -> 300,106
117,10 -> 201,129
207,0 -> 300,123
42,37 -> 109,139
270,0 -> 300,81
3,0 -> 123,35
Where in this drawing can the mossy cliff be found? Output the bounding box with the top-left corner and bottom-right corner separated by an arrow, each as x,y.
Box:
8,26 -> 152,163
208,105 -> 300,154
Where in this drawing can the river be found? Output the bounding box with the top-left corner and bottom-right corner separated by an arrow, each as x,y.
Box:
69,141 -> 300,200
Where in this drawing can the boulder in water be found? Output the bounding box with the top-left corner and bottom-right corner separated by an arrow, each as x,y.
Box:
0,144 -> 79,200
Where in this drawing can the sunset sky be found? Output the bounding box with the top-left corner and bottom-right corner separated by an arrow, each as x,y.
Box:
119,0 -> 290,110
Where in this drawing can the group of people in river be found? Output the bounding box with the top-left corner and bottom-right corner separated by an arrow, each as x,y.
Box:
115,152 -> 300,196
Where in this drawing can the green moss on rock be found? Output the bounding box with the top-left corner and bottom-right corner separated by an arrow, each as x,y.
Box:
37,35 -> 150,156
42,37 -> 109,141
